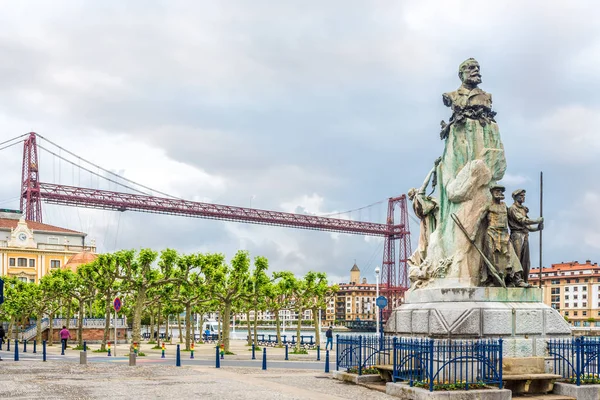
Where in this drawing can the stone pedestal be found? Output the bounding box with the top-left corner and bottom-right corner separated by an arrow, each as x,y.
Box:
385,288 -> 572,358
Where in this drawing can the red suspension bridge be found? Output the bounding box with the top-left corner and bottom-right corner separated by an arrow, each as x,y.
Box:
10,132 -> 411,317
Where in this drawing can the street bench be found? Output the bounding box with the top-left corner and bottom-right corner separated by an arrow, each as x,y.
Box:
502,373 -> 562,394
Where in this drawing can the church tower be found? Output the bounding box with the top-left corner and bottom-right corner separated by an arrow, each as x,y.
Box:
350,262 -> 360,284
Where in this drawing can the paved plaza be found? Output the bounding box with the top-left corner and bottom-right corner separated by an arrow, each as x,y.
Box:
0,340 -> 392,399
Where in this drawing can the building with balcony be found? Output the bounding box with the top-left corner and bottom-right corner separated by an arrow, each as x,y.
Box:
325,263 -> 377,326
530,260 -> 600,327
0,209 -> 96,282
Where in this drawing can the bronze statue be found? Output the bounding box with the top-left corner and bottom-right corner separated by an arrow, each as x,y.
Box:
508,189 -> 543,283
407,158 -> 441,266
440,58 -> 497,140
478,186 -> 529,288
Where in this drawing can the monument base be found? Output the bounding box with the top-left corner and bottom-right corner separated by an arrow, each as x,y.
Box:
385,288 -> 572,358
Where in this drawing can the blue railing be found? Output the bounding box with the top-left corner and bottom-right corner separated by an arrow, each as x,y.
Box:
246,334 -> 316,348
548,337 -> 600,386
335,335 -> 394,375
392,338 -> 503,392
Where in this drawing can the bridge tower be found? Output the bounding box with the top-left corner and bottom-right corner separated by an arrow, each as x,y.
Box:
20,132 -> 43,222
381,195 -> 411,320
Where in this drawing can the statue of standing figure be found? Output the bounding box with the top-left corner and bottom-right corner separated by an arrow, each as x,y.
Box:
477,186 -> 529,288
508,189 -> 544,283
408,157 -> 441,267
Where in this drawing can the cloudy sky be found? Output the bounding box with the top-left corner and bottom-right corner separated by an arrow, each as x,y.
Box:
0,1 -> 598,284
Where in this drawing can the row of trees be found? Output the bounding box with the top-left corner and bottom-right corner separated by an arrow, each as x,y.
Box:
0,249 -> 338,352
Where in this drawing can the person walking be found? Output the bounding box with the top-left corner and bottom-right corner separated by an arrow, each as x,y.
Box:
325,326 -> 333,350
59,326 -> 71,353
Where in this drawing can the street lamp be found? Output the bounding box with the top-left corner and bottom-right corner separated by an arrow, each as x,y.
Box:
375,267 -> 380,336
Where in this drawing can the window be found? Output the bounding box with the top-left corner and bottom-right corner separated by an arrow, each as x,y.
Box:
565,287 -> 570,291
9,258 -> 15,266
17,258 -> 27,267
576,278 -> 580,283
551,279 -> 560,284
583,286 -> 587,291
574,321 -> 581,327
565,311 -> 569,316
583,311 -> 588,316
565,295 -> 570,300
574,311 -> 579,316
567,279 -> 571,283
574,287 -> 579,292
29,279 -> 35,283
18,277 -> 27,282
565,304 -> 570,308
583,294 -> 588,299
29,259 -> 35,268
585,278 -> 589,282
50,260 -> 60,269
551,288 -> 561,294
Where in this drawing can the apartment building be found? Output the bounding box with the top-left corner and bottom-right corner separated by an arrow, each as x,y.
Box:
530,260 -> 600,327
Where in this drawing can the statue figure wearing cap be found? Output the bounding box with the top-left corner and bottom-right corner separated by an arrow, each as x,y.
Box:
508,189 -> 544,283
476,185 -> 529,288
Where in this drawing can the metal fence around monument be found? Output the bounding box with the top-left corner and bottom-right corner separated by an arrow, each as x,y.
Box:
334,334 -> 400,375
392,337 -> 503,392
548,337 -> 600,386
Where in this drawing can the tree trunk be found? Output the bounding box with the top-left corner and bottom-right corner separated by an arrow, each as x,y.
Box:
66,301 -> 72,329
149,313 -> 155,343
36,312 -> 44,344
8,317 -> 14,341
252,308 -> 258,347
295,306 -> 303,352
246,311 -> 252,345
165,315 -> 170,343
48,314 -> 54,346
131,288 -> 147,351
222,302 -> 231,352
177,313 -> 183,343
275,309 -> 281,346
312,307 -> 320,345
101,295 -> 111,351
185,303 -> 191,350
156,305 -> 162,348
78,300 -> 84,347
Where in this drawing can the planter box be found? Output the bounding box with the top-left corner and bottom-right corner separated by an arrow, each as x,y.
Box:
332,371 -> 381,384
554,382 -> 600,400
386,382 -> 511,400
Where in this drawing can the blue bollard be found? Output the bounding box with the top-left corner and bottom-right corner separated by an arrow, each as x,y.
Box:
0,337 -> 2,350
23,339 -> 27,353
252,343 -> 255,360
285,344 -> 288,361
33,340 -> 37,354
14,340 -> 19,361
317,345 -> 320,361
215,345 -> 220,368
7,339 -> 10,352
176,344 -> 181,367
84,341 -> 87,352
325,350 -> 330,373
262,347 -> 267,370
43,340 -> 47,362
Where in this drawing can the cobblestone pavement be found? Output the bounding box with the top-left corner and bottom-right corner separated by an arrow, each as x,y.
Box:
0,361 -> 394,399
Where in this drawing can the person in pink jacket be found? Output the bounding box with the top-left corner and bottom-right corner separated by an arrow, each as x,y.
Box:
59,326 -> 71,352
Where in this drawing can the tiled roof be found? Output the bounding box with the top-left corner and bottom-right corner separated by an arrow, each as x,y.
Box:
0,218 -> 83,235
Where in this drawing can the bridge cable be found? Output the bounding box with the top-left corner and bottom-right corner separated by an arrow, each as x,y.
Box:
317,199 -> 386,218
36,134 -> 181,199
37,144 -> 153,196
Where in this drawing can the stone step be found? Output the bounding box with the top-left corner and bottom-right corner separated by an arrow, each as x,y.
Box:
513,395 -> 575,400
502,373 -> 562,395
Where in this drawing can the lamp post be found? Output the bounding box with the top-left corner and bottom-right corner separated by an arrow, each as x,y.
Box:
375,267 -> 380,336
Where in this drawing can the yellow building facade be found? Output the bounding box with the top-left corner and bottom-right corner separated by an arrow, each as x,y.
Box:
0,210 -> 96,283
